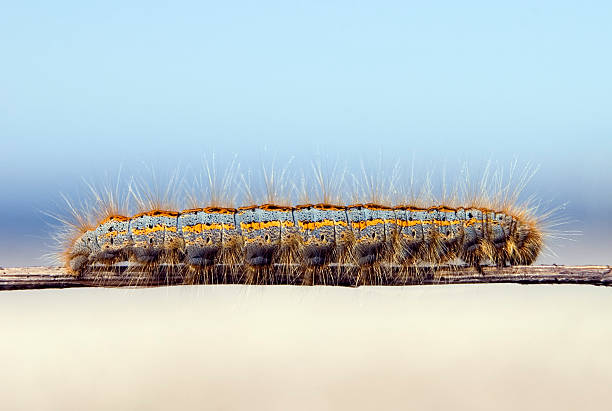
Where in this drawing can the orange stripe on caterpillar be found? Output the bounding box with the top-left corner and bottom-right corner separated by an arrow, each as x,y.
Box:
103,230 -> 128,238
182,223 -> 236,233
297,219 -> 348,230
131,225 -> 176,236
240,220 -> 294,231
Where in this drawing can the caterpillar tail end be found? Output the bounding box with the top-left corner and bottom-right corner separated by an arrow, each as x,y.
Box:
508,220 -> 543,265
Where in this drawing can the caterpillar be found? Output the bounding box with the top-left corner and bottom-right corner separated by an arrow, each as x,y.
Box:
58,172 -> 544,285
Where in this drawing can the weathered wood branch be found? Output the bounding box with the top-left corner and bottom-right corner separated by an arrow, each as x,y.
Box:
1,265 -> 610,291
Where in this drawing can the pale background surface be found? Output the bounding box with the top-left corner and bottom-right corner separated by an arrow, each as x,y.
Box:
1,284 -> 611,411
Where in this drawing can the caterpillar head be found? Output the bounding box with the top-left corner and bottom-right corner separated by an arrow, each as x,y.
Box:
65,230 -> 98,274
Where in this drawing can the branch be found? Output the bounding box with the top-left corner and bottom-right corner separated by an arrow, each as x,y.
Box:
1,265 -> 610,291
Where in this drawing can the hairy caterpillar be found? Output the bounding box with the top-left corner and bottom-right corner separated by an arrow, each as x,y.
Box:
57,173 -> 545,285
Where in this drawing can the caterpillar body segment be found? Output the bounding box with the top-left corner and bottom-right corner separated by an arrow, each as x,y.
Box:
65,203 -> 542,282
294,204 -> 346,269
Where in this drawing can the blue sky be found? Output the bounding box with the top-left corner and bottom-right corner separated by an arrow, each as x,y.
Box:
1,1 -> 611,265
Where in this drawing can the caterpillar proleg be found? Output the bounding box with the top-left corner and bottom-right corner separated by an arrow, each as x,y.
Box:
55,161 -> 551,285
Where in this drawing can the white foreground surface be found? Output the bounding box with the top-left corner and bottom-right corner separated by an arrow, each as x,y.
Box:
1,284 -> 611,411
